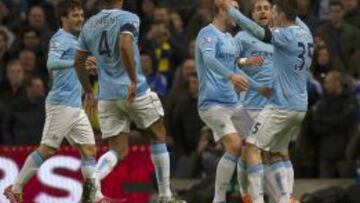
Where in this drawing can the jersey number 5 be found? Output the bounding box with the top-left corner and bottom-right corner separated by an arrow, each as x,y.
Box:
295,42 -> 313,71
99,31 -> 111,57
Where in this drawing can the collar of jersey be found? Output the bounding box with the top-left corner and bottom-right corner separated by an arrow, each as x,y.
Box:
102,9 -> 120,13
59,29 -> 77,39
209,23 -> 230,36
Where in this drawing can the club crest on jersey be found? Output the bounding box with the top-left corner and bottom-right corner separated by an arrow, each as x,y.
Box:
202,36 -> 212,45
49,41 -> 60,51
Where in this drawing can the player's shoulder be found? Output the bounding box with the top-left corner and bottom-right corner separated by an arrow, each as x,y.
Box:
272,26 -> 297,39
50,29 -> 65,41
234,31 -> 252,41
198,25 -> 217,38
121,10 -> 140,20
110,10 -> 140,23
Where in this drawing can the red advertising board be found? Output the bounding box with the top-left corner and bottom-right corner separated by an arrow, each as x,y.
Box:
0,145 -> 154,203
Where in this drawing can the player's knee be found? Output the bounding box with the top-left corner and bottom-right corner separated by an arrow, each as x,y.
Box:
269,152 -> 284,163
245,143 -> 262,163
147,120 -> 166,142
110,144 -> 129,159
223,134 -> 242,156
37,144 -> 57,158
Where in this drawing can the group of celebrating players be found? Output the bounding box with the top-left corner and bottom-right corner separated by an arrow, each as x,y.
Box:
3,0 -> 313,203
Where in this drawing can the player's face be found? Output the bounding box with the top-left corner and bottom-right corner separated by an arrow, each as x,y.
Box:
225,1 -> 239,28
271,5 -> 284,27
252,0 -> 272,27
66,8 -> 84,34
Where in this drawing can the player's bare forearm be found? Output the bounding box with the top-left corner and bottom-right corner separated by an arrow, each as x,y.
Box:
75,50 -> 93,94
120,34 -> 137,83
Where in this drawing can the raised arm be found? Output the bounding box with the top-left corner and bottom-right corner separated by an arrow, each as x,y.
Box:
215,0 -> 272,42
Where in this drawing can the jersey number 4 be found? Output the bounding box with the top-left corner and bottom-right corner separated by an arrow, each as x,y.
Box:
295,42 -> 313,71
98,31 -> 111,57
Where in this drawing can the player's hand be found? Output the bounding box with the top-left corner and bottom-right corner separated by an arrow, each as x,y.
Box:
247,56 -> 265,66
214,0 -> 233,10
230,74 -> 249,91
85,56 -> 97,75
127,82 -> 137,106
259,87 -> 272,98
84,93 -> 97,118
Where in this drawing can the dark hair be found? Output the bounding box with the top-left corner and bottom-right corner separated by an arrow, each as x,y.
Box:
55,0 -> 82,19
273,0 -> 298,21
20,26 -> 40,39
251,0 -> 271,13
103,0 -> 123,7
329,0 -> 344,8
136,0 -> 158,17
6,60 -> 21,71
25,75 -> 43,88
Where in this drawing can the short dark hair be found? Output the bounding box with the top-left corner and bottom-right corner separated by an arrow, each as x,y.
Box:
103,0 -> 123,7
329,0 -> 344,8
55,0 -> 82,19
20,26 -> 40,39
273,0 -> 298,21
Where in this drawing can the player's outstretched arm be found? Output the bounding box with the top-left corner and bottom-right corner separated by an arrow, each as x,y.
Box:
119,33 -> 137,104
215,0 -> 271,42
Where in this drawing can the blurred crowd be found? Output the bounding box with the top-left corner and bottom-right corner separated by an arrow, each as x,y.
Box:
0,0 -> 360,183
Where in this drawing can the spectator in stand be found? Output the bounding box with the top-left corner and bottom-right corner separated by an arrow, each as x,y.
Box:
312,71 -> 358,177
312,46 -> 344,84
0,0 -> 20,32
172,74 -> 204,158
26,5 -> 54,43
0,60 -> 25,105
145,23 -> 173,82
19,27 -> 47,73
186,0 -> 213,39
297,0 -> 320,31
187,39 -> 195,59
0,30 -> 11,78
313,32 -> 327,50
141,51 -> 168,98
137,0 -> 157,42
152,6 -> 187,66
165,59 -> 196,144
317,0 -> 360,77
18,49 -> 37,78
342,0 -> 360,28
179,127 -> 223,202
2,76 -> 45,145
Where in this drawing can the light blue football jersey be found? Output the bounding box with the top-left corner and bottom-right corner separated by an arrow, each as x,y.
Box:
234,31 -> 273,109
195,24 -> 240,110
78,9 -> 149,100
46,29 -> 81,108
270,25 -> 314,111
